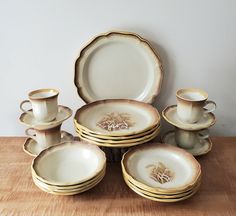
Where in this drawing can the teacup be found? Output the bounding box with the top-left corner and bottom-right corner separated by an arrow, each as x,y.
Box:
176,88 -> 216,123
25,125 -> 61,149
175,128 -> 209,149
20,89 -> 59,122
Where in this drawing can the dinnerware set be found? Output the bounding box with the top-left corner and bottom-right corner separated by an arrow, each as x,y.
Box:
121,143 -> 201,202
19,89 -> 73,156
162,88 -> 216,156
31,141 -> 106,195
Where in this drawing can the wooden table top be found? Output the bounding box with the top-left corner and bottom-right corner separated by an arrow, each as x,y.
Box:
0,137 -> 235,216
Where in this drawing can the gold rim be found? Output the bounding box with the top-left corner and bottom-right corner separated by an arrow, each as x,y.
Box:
28,88 -> 59,100
77,127 -> 160,148
74,31 -> 163,104
75,125 -> 160,144
75,122 -> 160,140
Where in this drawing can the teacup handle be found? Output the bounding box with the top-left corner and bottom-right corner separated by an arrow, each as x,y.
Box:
198,129 -> 209,140
204,100 -> 216,113
25,128 -> 36,139
20,100 -> 32,114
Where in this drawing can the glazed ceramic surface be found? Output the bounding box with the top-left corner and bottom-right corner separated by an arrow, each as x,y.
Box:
23,131 -> 74,157
162,131 -> 212,156
74,99 -> 160,136
32,141 -> 106,185
122,143 -> 201,191
20,89 -> 59,122
176,88 -> 216,123
20,105 -> 72,130
162,105 -> 216,131
74,31 -> 163,104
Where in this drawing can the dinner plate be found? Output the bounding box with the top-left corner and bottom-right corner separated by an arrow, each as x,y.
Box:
23,131 -> 74,157
162,105 -> 216,131
162,131 -> 213,156
122,143 -> 201,193
75,126 -> 160,144
19,105 -> 72,130
123,176 -> 200,202
75,121 -> 160,140
74,31 -> 163,104
32,141 -> 106,186
77,127 -> 160,148
74,99 -> 160,136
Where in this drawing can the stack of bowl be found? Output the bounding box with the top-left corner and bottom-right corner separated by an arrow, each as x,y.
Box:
121,143 -> 201,202
31,141 -> 106,195
162,88 -> 216,156
74,99 -> 161,148
19,89 -> 73,156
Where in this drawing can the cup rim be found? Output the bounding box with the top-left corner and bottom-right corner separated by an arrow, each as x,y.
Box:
28,88 -> 59,100
176,88 -> 208,102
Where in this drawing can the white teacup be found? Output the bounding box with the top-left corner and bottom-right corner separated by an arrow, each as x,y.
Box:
25,125 -> 61,149
20,89 -> 59,123
176,88 -> 216,123
175,128 -> 209,149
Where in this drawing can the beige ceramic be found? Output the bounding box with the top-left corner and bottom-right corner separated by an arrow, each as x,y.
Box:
176,88 -> 216,123
19,105 -> 72,130
23,131 -> 74,157
175,128 -> 209,149
20,88 -> 59,122
25,125 -> 61,149
74,31 -> 163,104
74,99 -> 160,136
162,105 -> 216,131
75,121 -> 160,140
75,125 -> 160,144
121,143 -> 201,193
32,141 -> 106,186
162,131 -> 213,156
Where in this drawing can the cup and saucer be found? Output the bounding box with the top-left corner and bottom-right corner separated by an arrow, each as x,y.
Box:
162,129 -> 212,156
23,126 -> 74,156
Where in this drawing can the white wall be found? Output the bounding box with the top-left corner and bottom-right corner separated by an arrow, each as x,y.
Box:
0,0 -> 235,136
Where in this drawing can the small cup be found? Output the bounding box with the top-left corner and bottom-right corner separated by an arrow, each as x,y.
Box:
175,128 -> 209,149
25,125 -> 61,149
20,89 -> 59,123
176,88 -> 216,123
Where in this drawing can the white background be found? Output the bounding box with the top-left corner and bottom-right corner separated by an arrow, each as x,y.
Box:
0,0 -> 235,136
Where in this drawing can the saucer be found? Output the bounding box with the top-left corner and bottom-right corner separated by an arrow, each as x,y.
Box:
19,105 -> 72,130
23,131 -> 74,157
162,131 -> 212,156
162,105 -> 216,130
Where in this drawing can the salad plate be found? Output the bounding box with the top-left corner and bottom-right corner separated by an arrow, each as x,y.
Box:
74,99 -> 160,136
74,31 -> 163,104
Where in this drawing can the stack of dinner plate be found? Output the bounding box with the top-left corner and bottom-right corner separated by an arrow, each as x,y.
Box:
121,143 -> 201,202
74,99 -> 161,148
31,141 -> 106,195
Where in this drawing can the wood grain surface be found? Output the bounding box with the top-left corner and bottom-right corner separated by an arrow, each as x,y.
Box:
0,137 -> 235,216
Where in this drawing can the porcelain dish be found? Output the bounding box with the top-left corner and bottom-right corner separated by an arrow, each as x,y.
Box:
162,105 -> 216,131
32,141 -> 106,188
74,31 -> 163,104
74,99 -> 161,136
20,105 -> 72,130
162,131 -> 212,156
23,131 -> 74,157
121,143 -> 201,201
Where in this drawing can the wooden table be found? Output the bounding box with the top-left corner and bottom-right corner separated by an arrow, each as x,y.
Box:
0,137 -> 235,216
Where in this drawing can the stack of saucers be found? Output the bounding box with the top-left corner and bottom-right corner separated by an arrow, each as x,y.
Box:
31,141 -> 106,195
74,99 -> 161,148
121,143 -> 201,202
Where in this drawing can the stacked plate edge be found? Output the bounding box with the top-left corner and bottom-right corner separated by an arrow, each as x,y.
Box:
121,143 -> 201,202
31,141 -> 106,195
74,99 -> 161,148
